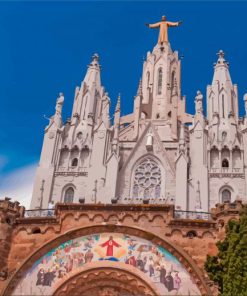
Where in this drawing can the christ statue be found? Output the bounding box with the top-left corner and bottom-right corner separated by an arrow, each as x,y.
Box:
100,236 -> 121,257
145,16 -> 182,44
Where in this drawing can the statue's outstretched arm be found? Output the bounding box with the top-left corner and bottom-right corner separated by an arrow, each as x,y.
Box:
167,21 -> 180,27
148,22 -> 160,28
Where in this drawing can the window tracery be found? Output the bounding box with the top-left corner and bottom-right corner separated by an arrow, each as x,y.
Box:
157,68 -> 163,95
132,158 -> 161,201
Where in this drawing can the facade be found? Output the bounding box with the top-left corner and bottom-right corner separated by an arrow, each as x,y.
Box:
1,22 -> 247,296
0,197 -> 244,296
31,37 -> 247,213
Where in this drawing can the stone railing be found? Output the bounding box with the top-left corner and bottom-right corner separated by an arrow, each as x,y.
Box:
24,209 -> 55,218
210,167 -> 243,174
55,167 -> 88,177
174,210 -> 212,220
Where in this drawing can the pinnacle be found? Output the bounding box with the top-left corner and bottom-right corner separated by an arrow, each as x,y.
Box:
92,53 -> 99,62
115,93 -> 121,112
216,49 -> 228,66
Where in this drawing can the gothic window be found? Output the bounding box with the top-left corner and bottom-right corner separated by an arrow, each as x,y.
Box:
157,68 -> 162,95
222,158 -> 229,168
233,148 -> 241,169
210,148 -> 219,168
64,187 -> 74,203
71,158 -> 78,167
170,71 -> 175,102
80,148 -> 89,167
222,94 -> 225,118
132,158 -> 161,201
222,189 -> 231,203
59,148 -> 69,167
71,146 -> 79,159
222,147 -> 230,168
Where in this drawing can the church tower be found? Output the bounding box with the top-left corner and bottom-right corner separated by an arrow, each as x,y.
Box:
30,18 -> 247,212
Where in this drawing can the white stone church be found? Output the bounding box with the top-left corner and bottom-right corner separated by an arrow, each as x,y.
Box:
30,36 -> 247,212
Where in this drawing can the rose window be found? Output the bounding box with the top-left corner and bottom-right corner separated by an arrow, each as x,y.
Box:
132,158 -> 161,200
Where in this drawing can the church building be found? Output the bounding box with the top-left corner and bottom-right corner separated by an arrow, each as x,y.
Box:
0,17 -> 246,296
30,18 -> 247,213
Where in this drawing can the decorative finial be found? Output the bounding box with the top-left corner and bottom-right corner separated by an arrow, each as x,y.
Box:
217,50 -> 225,59
115,93 -> 121,113
92,53 -> 99,62
216,50 -> 228,66
195,90 -> 203,114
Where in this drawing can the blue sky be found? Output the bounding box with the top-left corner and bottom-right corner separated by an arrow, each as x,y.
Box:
0,1 -> 247,206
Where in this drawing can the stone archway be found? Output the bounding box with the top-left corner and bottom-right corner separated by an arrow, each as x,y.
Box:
3,225 -> 211,295
53,262 -> 159,296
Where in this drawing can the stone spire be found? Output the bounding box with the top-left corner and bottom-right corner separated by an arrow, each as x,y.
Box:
195,90 -> 203,115
112,94 -> 121,153
71,54 -> 102,122
133,80 -> 143,140
84,53 -> 101,86
207,50 -> 238,122
114,93 -> 121,114
52,92 -> 64,127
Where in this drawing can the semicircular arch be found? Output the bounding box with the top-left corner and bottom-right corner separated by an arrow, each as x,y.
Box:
4,225 -> 210,296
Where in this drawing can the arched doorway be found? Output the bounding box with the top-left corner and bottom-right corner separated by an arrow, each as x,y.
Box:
53,263 -> 158,296
4,225 -> 210,296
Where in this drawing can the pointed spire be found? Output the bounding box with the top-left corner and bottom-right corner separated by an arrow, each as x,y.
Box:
112,94 -> 121,153
53,92 -> 64,127
216,50 -> 228,66
212,50 -> 231,83
115,93 -> 121,113
83,53 -> 101,86
195,90 -> 203,115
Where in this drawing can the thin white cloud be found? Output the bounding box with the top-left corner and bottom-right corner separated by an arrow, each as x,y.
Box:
0,163 -> 37,209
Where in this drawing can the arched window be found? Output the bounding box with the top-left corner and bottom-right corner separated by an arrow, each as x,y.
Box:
210,148 -> 219,168
64,187 -> 74,203
71,158 -> 78,167
170,71 -> 176,102
59,148 -> 69,166
222,94 -> 225,118
157,68 -> 162,95
222,158 -> 229,168
222,189 -> 231,203
132,158 -> 161,201
233,148 -> 241,169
